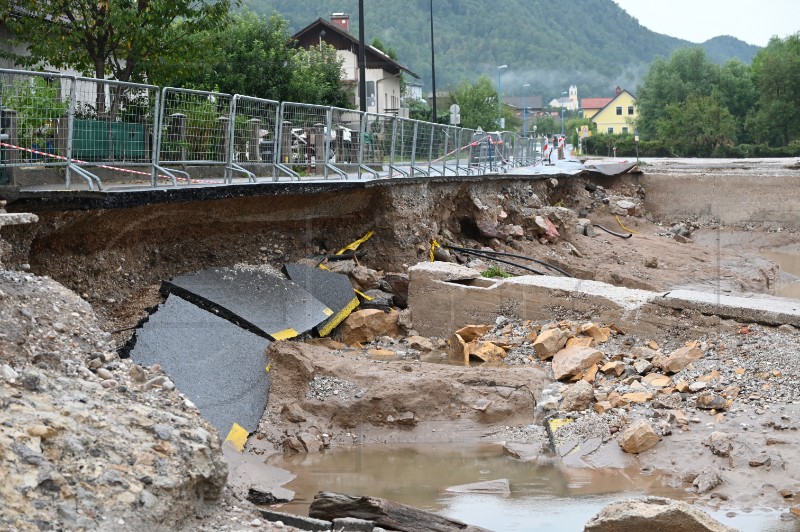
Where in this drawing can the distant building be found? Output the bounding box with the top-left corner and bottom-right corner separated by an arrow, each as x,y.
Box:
591,87 -> 638,135
580,97 -> 614,119
405,81 -> 425,102
548,85 -> 578,111
292,14 -> 420,115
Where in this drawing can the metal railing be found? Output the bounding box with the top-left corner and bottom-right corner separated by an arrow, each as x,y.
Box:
0,68 -> 544,190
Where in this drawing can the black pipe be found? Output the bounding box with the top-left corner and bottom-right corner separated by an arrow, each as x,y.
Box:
592,224 -> 632,239
444,244 -> 573,277
429,0 -> 437,122
449,246 -> 545,275
358,0 -> 367,113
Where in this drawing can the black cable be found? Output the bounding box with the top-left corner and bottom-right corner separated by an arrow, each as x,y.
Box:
443,244 -> 573,277
447,246 -> 545,275
592,224 -> 633,239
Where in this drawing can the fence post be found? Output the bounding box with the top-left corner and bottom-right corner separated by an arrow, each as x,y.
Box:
454,128 -> 461,176
64,77 -> 77,189
324,108 -> 333,179
410,121 -> 418,177
280,120 -> 292,165
217,116 -> 229,170
389,117 -> 397,176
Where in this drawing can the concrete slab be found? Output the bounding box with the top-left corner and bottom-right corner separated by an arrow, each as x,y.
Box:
662,289 -> 800,327
130,294 -> 270,437
584,161 -> 638,176
282,263 -> 359,337
162,266 -> 332,340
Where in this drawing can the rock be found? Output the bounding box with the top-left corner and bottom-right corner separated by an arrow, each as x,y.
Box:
533,328 -> 568,359
643,373 -> 672,388
468,341 -> 506,362
406,335 -> 435,352
359,289 -> 395,311
447,333 -> 469,365
349,265 -> 381,291
566,336 -> 593,348
631,346 -> 660,361
619,419 -> 660,453
633,359 -> 653,374
695,392 -> 728,410
445,479 -> 510,496
644,257 -> 658,268
339,309 -> 400,345
748,455 -> 771,467
96,367 -> 114,380
1,363 -> 19,383
707,432 -> 732,457
655,343 -> 703,374
473,398 -> 492,411
689,381 -> 708,392
552,345 -> 604,381
382,273 -> 409,308
394,411 -> 416,426
561,380 -> 594,411
673,234 -> 693,244
601,361 -> 626,377
694,470 -> 722,494
247,485 -> 295,505
652,393 -> 683,410
455,324 -> 492,342
281,403 -> 307,423
622,392 -> 653,403
584,496 -> 735,532
576,218 -> 595,237
594,401 -> 613,414
580,323 -> 610,343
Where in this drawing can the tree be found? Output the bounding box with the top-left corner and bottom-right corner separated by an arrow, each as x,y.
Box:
450,76 -> 499,131
407,99 -> 432,121
656,94 -> 738,156
0,1 -> 235,84
636,48 -> 718,138
288,45 -> 351,108
170,12 -> 294,101
748,34 -> 800,147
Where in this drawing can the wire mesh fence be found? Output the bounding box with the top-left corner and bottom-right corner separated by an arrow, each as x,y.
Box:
0,68 -> 545,190
228,95 -> 280,181
0,69 -> 73,170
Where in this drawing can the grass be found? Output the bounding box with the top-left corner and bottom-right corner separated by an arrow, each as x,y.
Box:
481,266 -> 514,279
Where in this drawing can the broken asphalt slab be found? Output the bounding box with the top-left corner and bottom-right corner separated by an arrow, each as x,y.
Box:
282,262 -> 359,337
161,266 -> 333,340
130,294 -> 270,438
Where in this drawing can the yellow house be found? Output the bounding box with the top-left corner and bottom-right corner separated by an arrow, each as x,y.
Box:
592,89 -> 638,135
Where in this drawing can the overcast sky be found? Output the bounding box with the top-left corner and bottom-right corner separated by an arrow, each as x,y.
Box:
613,0 -> 800,46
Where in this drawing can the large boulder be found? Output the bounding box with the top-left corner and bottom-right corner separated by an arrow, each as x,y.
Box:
584,497 -> 735,531
552,346 -> 604,380
618,419 -> 660,454
338,309 -> 400,345
561,380 -> 595,412
533,328 -> 568,359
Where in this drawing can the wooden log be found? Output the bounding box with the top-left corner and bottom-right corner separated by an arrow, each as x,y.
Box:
308,491 -> 491,532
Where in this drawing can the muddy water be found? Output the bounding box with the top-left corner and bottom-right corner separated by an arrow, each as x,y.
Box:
760,249 -> 800,299
267,444 -> 790,531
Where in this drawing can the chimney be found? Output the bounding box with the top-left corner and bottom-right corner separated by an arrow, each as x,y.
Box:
330,13 -> 350,32
615,85 -> 622,96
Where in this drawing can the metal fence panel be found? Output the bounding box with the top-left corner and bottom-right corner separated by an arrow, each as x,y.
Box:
411,120 -> 434,177
392,117 -> 415,177
330,106 -> 362,178
276,102 -> 332,179
156,87 -> 232,183
0,69 -> 74,170
229,95 -> 280,181
362,113 -> 395,178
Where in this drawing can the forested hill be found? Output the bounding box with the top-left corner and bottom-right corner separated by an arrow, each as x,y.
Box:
242,0 -> 759,101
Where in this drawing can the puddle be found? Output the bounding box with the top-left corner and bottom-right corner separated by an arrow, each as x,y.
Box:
266,444 -> 793,531
760,249 -> 800,299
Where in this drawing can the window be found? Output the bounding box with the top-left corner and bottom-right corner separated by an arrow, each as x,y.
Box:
616,106 -> 622,115
622,127 -> 629,134
607,127 -> 614,134
628,106 -> 635,115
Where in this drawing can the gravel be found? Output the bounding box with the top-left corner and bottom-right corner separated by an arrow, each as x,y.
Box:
306,375 -> 361,401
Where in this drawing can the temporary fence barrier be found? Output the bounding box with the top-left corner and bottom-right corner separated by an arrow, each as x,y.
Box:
1,68 -> 545,190
362,112 -> 395,178
227,94 -> 281,183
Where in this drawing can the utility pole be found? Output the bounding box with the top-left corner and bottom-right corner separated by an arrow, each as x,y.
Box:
430,0 -> 437,122
358,0 -> 367,112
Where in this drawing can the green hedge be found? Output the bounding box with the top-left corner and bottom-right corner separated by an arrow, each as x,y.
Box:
584,134 -> 800,158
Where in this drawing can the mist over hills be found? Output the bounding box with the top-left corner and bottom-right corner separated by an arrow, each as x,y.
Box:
242,0 -> 760,101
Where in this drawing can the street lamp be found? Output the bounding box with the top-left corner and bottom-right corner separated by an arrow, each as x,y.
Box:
497,64 -> 508,129
560,90 -> 567,136
522,83 -> 530,136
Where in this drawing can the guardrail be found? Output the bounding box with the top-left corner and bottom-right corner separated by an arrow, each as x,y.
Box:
0,68 -> 545,190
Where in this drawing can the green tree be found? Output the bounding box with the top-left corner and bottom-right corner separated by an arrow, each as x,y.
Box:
748,34 -> 800,147
636,48 -> 718,138
0,0 -> 235,84
288,45 -> 351,107
533,115 -> 557,137
171,12 -> 294,101
450,76 -> 499,131
407,99 -> 432,121
656,94 -> 738,156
